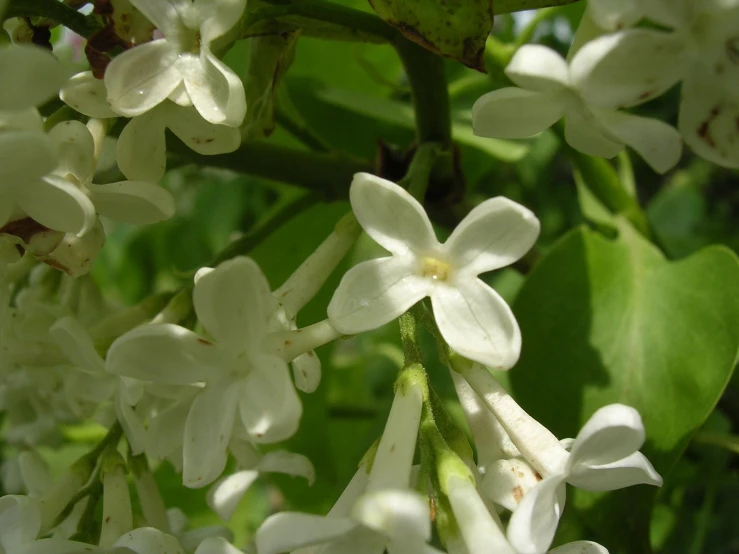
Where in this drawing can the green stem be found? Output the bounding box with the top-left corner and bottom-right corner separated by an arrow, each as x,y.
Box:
396,39 -> 452,147
553,124 -> 651,237
87,422 -> 123,461
168,135 -> 371,200
399,310 -> 423,366
210,192 -> 319,266
69,480 -> 102,544
249,0 -> 397,43
275,107 -> 331,153
404,143 -> 441,202
6,0 -> 101,37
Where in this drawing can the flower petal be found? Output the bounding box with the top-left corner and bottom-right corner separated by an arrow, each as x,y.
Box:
507,475 -> 566,554
18,176 -> 96,235
505,45 -> 570,91
597,111 -> 682,173
193,256 -> 272,346
194,536 -> 242,554
49,316 -> 105,373
472,88 -> 566,139
112,527 -> 185,554
195,0 -> 247,43
88,181 -> 175,224
431,278 -> 520,370
116,391 -> 147,455
128,0 -> 188,40
0,495 -> 41,550
568,404 -> 645,468
446,476 -> 515,554
481,458 -> 542,512
0,129 -> 57,186
328,255 -> 431,335
47,120 -> 95,184
292,351 -> 321,393
106,323 -> 219,384
0,45 -> 66,111
164,103 -> 241,155
564,111 -> 623,159
105,39 -> 182,117
586,0 -> 643,30
549,541 -> 609,554
183,381 -> 239,488
328,464 -> 371,518
116,111 -> 168,182
207,470 -> 259,521
181,48 -> 246,127
256,513 -> 356,554
567,451 -> 662,491
237,356 -> 302,443
349,173 -> 437,256
353,489 -> 431,543
571,30 -> 685,108
60,71 -> 118,118
259,450 -> 315,485
146,395 -> 194,461
444,197 -> 539,275
679,69 -> 739,168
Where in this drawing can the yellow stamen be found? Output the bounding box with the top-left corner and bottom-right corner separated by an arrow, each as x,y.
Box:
421,257 -> 452,282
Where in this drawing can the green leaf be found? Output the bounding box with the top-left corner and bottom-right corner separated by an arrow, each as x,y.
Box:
509,222 -> 739,552
368,0 -> 494,70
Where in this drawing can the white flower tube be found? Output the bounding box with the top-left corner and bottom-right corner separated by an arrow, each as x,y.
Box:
99,460 -> 133,548
274,212 -> 362,320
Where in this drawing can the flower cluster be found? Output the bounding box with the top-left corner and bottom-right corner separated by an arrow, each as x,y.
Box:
0,0 -> 697,552
473,0 -> 739,171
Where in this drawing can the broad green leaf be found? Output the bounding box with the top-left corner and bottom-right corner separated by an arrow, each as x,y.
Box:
510,222 -> 739,553
368,0 -> 494,70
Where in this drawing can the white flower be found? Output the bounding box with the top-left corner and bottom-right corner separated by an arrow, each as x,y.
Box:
472,44 -> 683,173
449,370 -> 541,513
104,0 -> 247,127
0,110 -> 94,235
60,71 -> 241,183
271,211 -> 362,393
49,316 -> 145,454
328,173 -> 539,370
454,362 -> 661,554
0,44 -> 66,111
106,257 -> 303,488
574,0 -> 739,167
208,445 -> 315,521
0,495 -> 42,552
256,376 -> 433,554
46,120 -> 175,225
18,526 -> 192,554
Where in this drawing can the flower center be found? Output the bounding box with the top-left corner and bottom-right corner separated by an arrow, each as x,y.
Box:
421,257 -> 453,282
